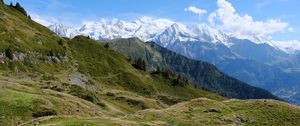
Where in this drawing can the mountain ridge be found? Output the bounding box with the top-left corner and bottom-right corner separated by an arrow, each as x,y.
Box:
47,17 -> 300,53
48,17 -> 300,105
1,2 -> 300,125
108,38 -> 280,100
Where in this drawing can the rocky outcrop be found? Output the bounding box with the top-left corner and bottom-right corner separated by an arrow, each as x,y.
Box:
0,51 -> 68,63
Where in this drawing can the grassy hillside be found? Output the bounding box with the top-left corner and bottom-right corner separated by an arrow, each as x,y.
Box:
0,2 -> 299,126
68,36 -> 224,102
109,38 -> 279,100
0,3 -> 223,125
25,98 -> 300,126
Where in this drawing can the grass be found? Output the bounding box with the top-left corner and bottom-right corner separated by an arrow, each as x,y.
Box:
0,78 -> 109,125
68,36 -> 224,102
125,98 -> 300,126
0,3 -> 300,126
21,98 -> 300,126
0,4 -> 65,53
225,99 -> 300,126
26,116 -> 136,126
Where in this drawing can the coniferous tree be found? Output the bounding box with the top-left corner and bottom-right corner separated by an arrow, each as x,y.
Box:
141,60 -> 146,71
133,58 -> 146,71
14,2 -> 27,16
9,2 -> 13,7
137,58 -> 143,70
127,56 -> 132,62
57,39 -> 64,46
5,48 -> 14,60
104,43 -> 109,48
156,66 -> 161,73
0,0 -> 4,5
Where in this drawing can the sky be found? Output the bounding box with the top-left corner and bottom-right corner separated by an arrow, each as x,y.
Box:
4,0 -> 300,41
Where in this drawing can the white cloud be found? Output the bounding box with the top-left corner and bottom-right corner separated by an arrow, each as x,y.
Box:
256,0 -> 272,12
31,13 -> 57,26
271,40 -> 300,53
208,12 -> 217,25
209,0 -> 290,38
288,27 -> 294,32
184,6 -> 207,16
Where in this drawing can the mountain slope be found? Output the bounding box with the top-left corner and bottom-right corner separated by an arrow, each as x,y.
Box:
48,18 -> 300,105
109,38 -> 279,100
1,3 -> 300,126
26,98 -> 300,126
0,3 -> 226,125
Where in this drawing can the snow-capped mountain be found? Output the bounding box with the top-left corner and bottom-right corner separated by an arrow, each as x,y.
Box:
48,17 -> 232,48
47,17 -> 300,106
48,23 -> 78,38
48,17 -> 300,54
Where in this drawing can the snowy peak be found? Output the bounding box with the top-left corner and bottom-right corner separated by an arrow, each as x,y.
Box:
47,17 -> 300,53
195,24 -> 228,43
47,17 -> 231,46
48,23 -> 70,37
270,40 -> 300,54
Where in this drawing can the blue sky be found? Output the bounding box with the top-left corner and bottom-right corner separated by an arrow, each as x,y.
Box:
4,0 -> 300,41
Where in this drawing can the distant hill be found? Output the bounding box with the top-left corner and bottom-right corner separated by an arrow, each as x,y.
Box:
48,16 -> 300,105
109,38 -> 280,100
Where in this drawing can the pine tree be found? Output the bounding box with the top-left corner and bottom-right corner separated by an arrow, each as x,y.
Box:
14,2 -> 27,16
104,43 -> 109,48
128,56 -> 132,62
57,39 -> 64,46
5,48 -> 14,60
137,58 -> 143,70
9,2 -> 13,7
0,0 -> 4,5
134,58 -> 146,71
141,60 -> 146,71
156,66 -> 161,73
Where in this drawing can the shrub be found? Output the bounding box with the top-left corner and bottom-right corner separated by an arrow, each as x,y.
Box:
5,48 -> 14,60
14,3 -> 27,16
32,110 -> 57,118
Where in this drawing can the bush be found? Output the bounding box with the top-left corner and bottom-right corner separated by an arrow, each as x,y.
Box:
5,48 -> 14,60
57,39 -> 64,46
106,92 -> 115,97
14,3 -> 27,16
32,110 -> 57,118
104,43 -> 109,48
132,58 -> 146,71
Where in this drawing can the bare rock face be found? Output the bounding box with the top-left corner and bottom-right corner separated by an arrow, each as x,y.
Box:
47,56 -> 61,63
0,52 -> 5,59
13,52 -> 27,61
0,51 -> 68,64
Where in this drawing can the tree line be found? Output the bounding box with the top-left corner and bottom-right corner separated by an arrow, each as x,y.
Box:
1,1 -> 31,19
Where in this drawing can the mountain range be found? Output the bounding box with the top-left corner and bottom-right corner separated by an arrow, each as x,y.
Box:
109,38 -> 278,100
48,17 -> 300,105
1,2 -> 300,125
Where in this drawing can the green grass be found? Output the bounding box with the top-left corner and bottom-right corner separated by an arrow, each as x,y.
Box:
0,4 -> 65,53
27,98 -> 300,126
0,3 -> 300,126
125,98 -> 300,126
34,117 -> 133,126
68,36 -> 224,102
225,100 -> 300,126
